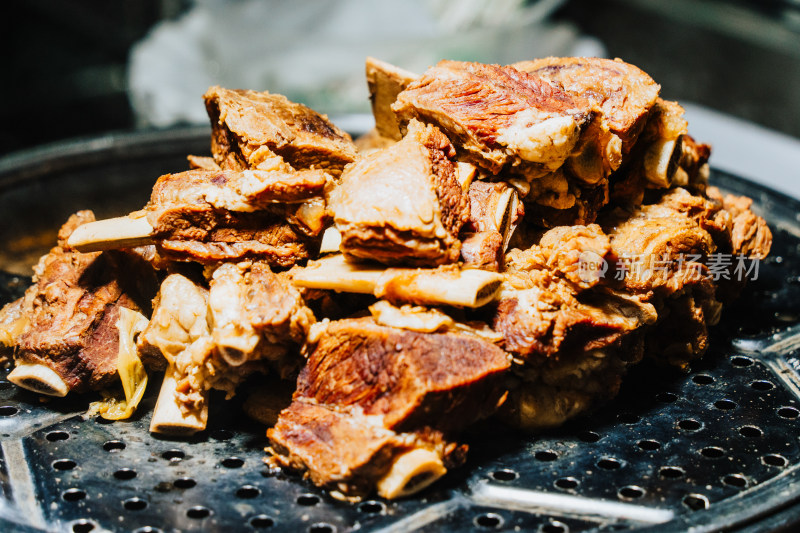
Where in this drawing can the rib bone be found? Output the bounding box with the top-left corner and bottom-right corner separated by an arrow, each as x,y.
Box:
149,365 -> 208,435
376,448 -> 446,499
67,215 -> 154,253
291,255 -> 502,308
7,363 -> 69,397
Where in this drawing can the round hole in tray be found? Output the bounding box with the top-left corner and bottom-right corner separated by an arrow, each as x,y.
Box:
763,454 -> 788,467
236,485 -> 260,499
700,446 -> 726,458
656,391 -> 678,403
474,512 -> 503,529
114,468 -> 137,480
133,527 -> 163,533
250,515 -> 275,528
297,493 -> 320,506
617,412 -> 640,424
53,459 -> 77,471
46,431 -> 69,442
659,466 -> 685,479
0,406 -> 18,417
174,477 -> 196,489
637,440 -> 661,451
63,489 -> 86,502
308,523 -> 335,533
692,374 -> 714,385
124,497 -> 148,511
211,429 -> 233,441
714,399 -> 737,410
222,457 -> 245,468
739,425 -> 764,438
577,431 -> 600,443
597,458 -> 622,470
555,477 -> 579,490
751,380 -> 775,391
358,500 -> 386,514
490,469 -> 518,482
730,356 -> 754,367
723,474 -> 748,488
103,440 -> 125,452
683,493 -> 709,511
618,485 -> 645,500
71,520 -> 95,533
777,406 -> 800,419
162,450 -> 184,461
540,520 -> 569,533
534,450 -> 558,462
678,419 -> 703,431
186,506 -> 212,519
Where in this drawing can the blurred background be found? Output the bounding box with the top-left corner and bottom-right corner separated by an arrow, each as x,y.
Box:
3,0 -> 799,193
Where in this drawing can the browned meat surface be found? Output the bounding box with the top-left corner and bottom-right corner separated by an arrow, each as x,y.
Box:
268,400 -> 465,497
393,60 -> 592,179
268,316 -> 508,497
460,180 -> 524,270
329,120 -> 469,266
156,220 -> 313,267
512,57 -> 660,152
146,168 -> 327,233
297,317 -> 509,431
609,100 -> 710,207
706,187 -> 772,259
5,213 -> 157,393
205,86 -> 357,175
143,169 -> 326,266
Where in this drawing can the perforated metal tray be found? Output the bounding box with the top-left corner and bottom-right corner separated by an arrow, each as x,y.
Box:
0,129 -> 799,533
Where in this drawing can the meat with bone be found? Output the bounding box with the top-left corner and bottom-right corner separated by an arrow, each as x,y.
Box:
139,262 -> 314,429
0,211 -> 157,395
268,317 -> 509,498
460,180 -> 524,270
205,86 -> 357,176
512,57 -> 660,154
494,184 -> 771,430
392,60 -> 594,180
391,60 -> 635,228
329,120 -> 469,266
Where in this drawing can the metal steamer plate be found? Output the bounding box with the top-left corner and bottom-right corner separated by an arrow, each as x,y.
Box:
0,130 -> 799,532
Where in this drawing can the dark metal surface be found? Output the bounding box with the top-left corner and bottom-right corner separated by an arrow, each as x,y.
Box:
0,129 -> 799,532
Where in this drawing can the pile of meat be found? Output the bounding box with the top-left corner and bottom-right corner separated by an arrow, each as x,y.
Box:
0,57 -> 771,500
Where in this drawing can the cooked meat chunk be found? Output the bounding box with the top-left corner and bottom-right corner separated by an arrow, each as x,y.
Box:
609,99 -> 710,206
268,400 -> 464,498
156,220 -> 314,267
393,60 -> 592,179
143,168 -> 326,266
5,213 -> 157,393
329,120 -> 469,266
460,180 -> 523,270
706,187 -> 772,259
140,264 -> 313,413
268,316 -> 508,497
205,86 -> 357,175
512,57 -> 660,152
297,317 -> 509,431
146,168 -> 328,234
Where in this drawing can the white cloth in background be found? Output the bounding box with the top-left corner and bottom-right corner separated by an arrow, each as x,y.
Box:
128,0 -> 604,127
